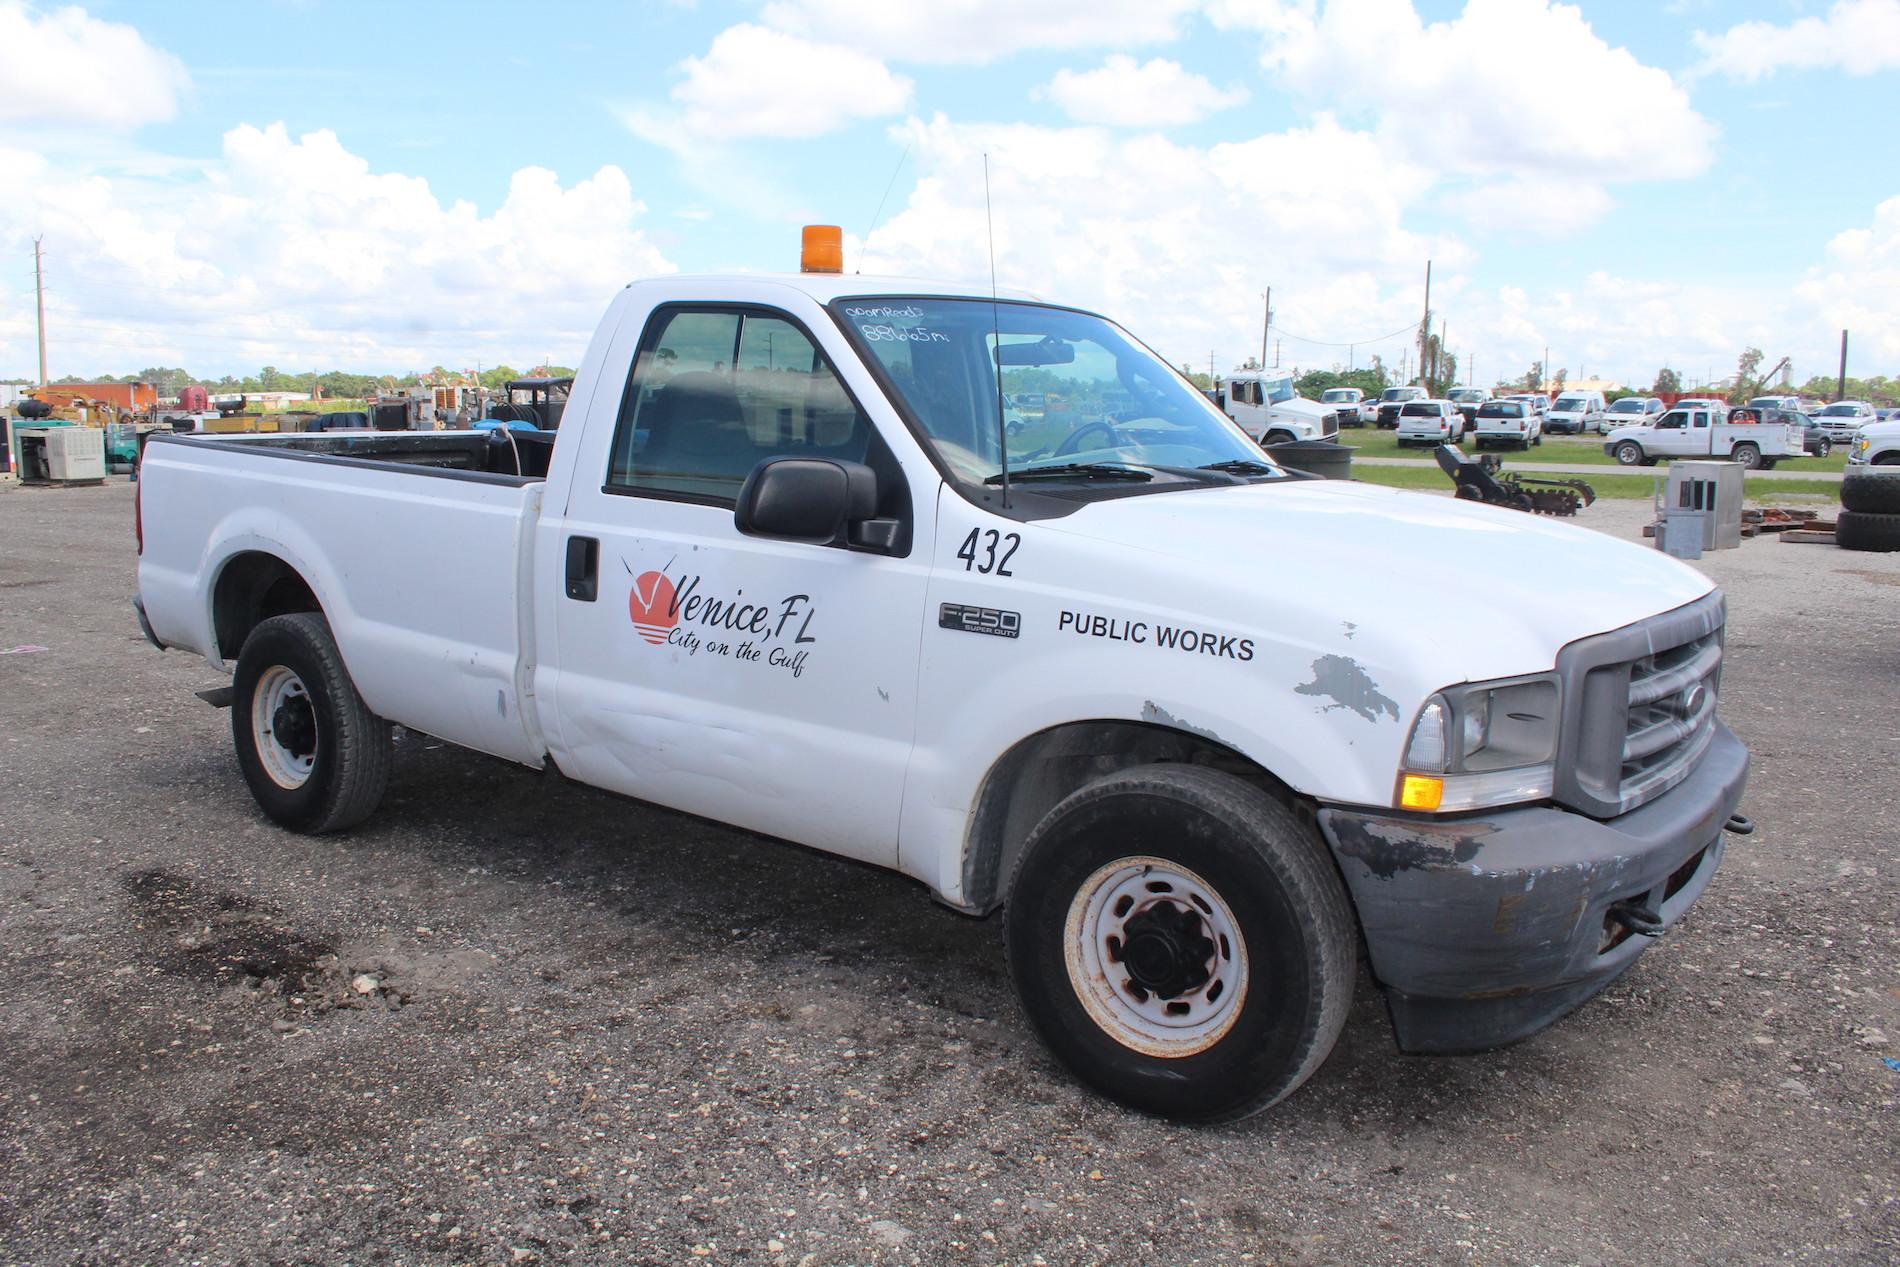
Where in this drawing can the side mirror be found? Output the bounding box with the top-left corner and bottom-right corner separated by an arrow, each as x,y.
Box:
735,457 -> 885,547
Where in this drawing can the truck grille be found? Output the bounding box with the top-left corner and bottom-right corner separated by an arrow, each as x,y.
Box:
1322,411 -> 1342,439
1553,592 -> 1726,819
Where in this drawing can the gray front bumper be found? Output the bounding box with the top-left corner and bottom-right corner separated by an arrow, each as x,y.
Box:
1316,721 -> 1749,1054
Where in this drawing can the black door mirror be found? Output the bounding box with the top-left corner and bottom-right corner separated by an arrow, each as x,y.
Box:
735,457 -> 881,545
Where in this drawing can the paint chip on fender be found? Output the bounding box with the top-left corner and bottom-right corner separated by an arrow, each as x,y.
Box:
1295,654 -> 1399,723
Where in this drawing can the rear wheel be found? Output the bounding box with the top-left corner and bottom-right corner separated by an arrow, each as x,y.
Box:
1613,441 -> 1645,466
1813,439 -> 1831,458
233,613 -> 391,833
1731,443 -> 1761,470
1004,765 -> 1356,1123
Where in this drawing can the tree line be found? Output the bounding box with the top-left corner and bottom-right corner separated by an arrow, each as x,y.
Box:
16,364 -> 575,398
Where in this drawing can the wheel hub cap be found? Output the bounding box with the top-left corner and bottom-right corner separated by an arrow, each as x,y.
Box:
1063,857 -> 1249,1058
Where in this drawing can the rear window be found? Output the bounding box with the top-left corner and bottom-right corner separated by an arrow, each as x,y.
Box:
1400,402 -> 1439,417
1477,402 -> 1523,418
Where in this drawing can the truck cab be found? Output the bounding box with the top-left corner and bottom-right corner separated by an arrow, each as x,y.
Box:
1215,370 -> 1341,445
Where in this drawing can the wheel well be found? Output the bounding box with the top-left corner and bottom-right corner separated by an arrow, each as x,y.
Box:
213,552 -> 321,659
960,721 -> 1298,913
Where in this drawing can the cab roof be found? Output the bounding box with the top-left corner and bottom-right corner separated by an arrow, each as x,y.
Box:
628,271 -> 1047,306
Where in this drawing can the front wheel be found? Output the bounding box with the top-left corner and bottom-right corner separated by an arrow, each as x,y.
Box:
233,612 -> 391,833
1613,441 -> 1645,466
1004,765 -> 1356,1123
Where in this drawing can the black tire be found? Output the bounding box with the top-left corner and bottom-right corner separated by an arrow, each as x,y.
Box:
1836,509 -> 1900,553
1760,459 -> 1778,470
1814,439 -> 1831,458
1003,764 -> 1356,1123
232,612 -> 391,833
1613,441 -> 1645,466
1731,443 -> 1761,470
1840,468 -> 1900,514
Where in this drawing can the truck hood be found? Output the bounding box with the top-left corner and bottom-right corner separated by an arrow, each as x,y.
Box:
1039,478 -> 1712,687
1272,398 -> 1331,420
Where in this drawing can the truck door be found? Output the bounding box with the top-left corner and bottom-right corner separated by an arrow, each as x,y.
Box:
546,304 -> 928,866
1652,410 -> 1690,456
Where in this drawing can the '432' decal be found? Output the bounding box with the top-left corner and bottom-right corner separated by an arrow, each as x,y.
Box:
956,528 -> 1020,576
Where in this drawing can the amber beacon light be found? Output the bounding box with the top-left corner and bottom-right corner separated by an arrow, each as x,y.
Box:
801,225 -> 843,274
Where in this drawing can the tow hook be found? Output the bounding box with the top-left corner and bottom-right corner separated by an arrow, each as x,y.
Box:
1607,900 -> 1665,939
1723,813 -> 1755,836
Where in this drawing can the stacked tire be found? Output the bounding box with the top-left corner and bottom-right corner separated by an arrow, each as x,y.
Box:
1838,469 -> 1900,552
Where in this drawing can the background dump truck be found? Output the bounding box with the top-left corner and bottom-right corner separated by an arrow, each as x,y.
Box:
136,260 -> 1749,1123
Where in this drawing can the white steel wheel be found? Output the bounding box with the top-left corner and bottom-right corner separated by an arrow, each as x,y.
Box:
1063,856 -> 1249,1058
251,664 -> 318,790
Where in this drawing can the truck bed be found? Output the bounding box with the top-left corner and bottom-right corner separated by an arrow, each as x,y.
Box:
137,430 -> 551,766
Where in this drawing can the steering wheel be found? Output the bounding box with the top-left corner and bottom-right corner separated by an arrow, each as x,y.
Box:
1054,419 -> 1125,457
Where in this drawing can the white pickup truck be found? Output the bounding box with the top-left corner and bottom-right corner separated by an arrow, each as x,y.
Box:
1604,404 -> 1803,469
1318,386 -> 1375,427
135,266 -> 1750,1122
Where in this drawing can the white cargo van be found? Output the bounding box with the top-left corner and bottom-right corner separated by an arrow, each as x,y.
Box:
1546,391 -> 1607,435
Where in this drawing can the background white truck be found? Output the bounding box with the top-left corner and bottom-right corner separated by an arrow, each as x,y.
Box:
1214,370 -> 1343,444
1318,386 -> 1376,427
135,264 -> 1750,1122
1605,404 -> 1803,469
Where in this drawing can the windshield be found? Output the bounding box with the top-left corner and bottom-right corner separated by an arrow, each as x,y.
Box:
1816,405 -> 1857,416
834,297 -> 1280,488
1607,399 -> 1645,413
1553,396 -> 1587,411
1320,389 -> 1355,403
1448,389 -> 1483,403
1381,387 -> 1421,402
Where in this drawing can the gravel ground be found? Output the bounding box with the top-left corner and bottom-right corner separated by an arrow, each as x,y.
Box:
1,480 -> 1895,1267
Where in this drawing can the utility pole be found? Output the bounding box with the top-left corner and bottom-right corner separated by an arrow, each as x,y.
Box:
1838,330 -> 1849,401
1208,351 -> 1215,385
1274,338 -> 1281,369
34,236 -> 48,386
1418,261 -> 1431,388
1259,290 -> 1271,372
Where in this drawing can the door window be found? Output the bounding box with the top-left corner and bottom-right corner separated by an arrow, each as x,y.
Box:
1693,411 -> 1709,428
607,307 -> 873,504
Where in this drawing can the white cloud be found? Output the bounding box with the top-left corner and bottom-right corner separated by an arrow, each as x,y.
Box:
1203,0 -> 1316,36
856,113 -> 1451,373
1042,55 -> 1249,126
1446,176 -> 1614,237
669,23 -> 911,140
0,125 -> 674,377
759,0 -> 1199,64
1693,0 -> 1900,81
1796,196 -> 1900,366
1246,0 -> 1715,233
0,0 -> 189,130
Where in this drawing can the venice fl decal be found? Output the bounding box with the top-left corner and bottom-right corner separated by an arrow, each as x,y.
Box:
626,561 -> 815,679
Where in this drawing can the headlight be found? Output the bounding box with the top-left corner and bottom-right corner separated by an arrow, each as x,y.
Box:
1397,674 -> 1560,812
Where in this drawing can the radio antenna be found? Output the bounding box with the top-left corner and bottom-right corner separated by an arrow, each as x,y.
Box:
985,152 -> 1010,509
858,143 -> 911,273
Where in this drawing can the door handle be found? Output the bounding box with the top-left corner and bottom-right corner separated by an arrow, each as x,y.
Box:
565,535 -> 599,602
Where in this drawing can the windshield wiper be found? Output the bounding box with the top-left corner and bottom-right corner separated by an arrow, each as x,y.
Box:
1197,458 -> 1279,476
983,462 -> 1153,485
